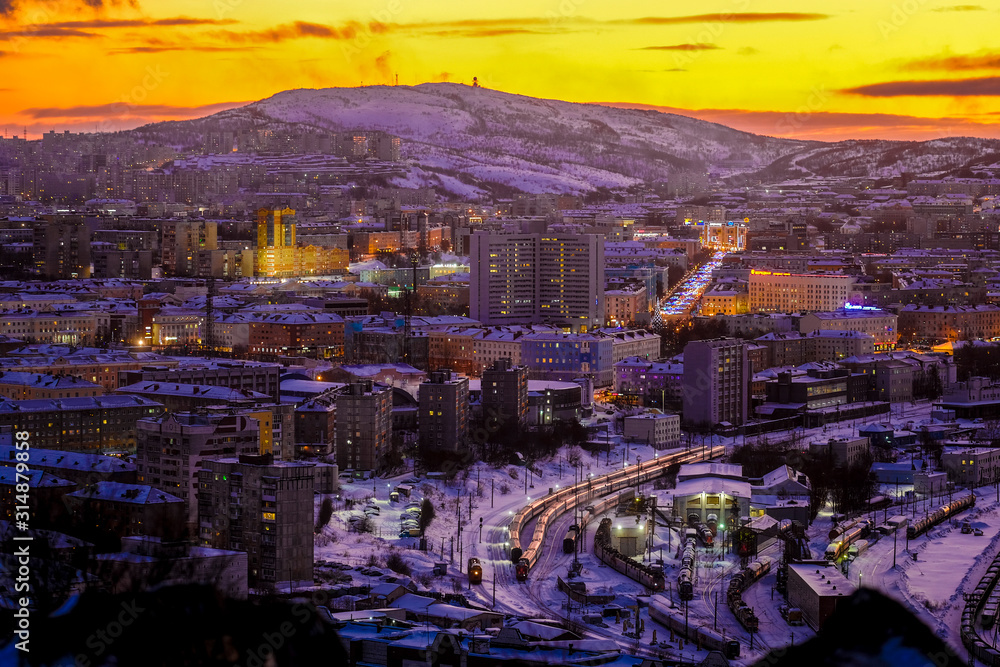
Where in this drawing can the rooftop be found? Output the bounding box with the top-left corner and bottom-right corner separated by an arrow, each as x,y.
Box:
788,563 -> 857,598
117,382 -> 270,401
66,482 -> 182,504
0,445 -> 135,474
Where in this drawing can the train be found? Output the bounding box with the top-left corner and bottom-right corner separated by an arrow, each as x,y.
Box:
829,517 -> 865,542
593,517 -> 666,592
847,539 -> 870,559
726,558 -> 772,633
907,494 -> 976,540
688,514 -> 714,547
867,495 -> 892,512
876,515 -> 910,536
678,538 -> 696,601
507,445 -> 727,572
825,520 -> 871,561
649,597 -> 740,660
468,558 -> 483,585
961,548 -> 1000,664
515,558 -> 529,582
563,524 -> 579,554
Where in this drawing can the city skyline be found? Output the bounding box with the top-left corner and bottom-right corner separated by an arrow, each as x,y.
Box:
0,1 -> 997,141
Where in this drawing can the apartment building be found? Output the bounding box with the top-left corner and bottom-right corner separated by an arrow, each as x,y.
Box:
748,270 -> 853,313
418,371 -> 469,453
198,454 -> 314,590
335,381 -> 392,472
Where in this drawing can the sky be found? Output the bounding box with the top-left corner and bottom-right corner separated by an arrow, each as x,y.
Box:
1,0 -> 999,142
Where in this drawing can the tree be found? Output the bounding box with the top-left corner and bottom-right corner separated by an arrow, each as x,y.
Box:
666,265 -> 686,289
316,497 -> 333,533
419,498 -> 436,533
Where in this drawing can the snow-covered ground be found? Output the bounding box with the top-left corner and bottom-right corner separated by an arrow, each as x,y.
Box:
309,395 -> 1000,661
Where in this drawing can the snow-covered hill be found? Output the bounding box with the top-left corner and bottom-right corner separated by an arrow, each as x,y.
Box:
134,83 -> 1000,197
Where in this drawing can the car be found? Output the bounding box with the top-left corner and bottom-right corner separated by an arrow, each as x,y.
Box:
975,528 -> 985,536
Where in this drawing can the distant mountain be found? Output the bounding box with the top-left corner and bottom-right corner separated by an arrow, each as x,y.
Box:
133,83 -> 1000,198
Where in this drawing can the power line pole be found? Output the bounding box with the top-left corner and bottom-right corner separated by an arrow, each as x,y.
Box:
203,275 -> 216,355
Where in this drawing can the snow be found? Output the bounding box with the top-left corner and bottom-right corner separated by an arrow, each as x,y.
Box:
305,395 -> 1000,662
192,83 -> 812,196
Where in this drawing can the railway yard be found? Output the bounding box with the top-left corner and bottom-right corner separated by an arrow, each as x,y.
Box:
320,400 -> 1000,666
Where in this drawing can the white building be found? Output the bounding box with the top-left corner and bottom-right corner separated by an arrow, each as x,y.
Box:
623,413 -> 680,449
749,270 -> 853,313
798,308 -> 898,351
604,328 -> 661,364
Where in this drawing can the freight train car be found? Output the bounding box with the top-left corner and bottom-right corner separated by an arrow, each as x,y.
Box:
649,597 -> 740,659
907,494 -> 976,540
825,520 -> 871,561
563,527 -> 577,554
867,495 -> 891,512
678,538 -> 696,601
593,517 -> 665,591
726,557 -> 772,632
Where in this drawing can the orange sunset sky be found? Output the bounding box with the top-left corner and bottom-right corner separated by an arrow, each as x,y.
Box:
1,0 -> 999,142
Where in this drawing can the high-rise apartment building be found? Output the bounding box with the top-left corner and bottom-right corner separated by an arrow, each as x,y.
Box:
682,338 -> 751,428
32,217 -> 91,279
481,358 -> 529,427
335,381 -> 392,472
198,454 -> 314,590
418,370 -> 469,453
257,207 -> 296,277
254,207 -> 349,278
470,230 -> 604,332
161,220 -> 218,277
136,412 -> 261,529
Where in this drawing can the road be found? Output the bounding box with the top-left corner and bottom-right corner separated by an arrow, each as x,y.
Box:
660,251 -> 726,318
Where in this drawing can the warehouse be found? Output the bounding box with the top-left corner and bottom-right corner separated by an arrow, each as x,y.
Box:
787,563 -> 857,630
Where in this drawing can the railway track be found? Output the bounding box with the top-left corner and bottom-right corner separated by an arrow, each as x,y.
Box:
465,444 -> 727,653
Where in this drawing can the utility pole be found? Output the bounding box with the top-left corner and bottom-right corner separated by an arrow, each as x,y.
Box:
204,275 -> 216,356
491,479 -> 494,508
684,598 -> 689,638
